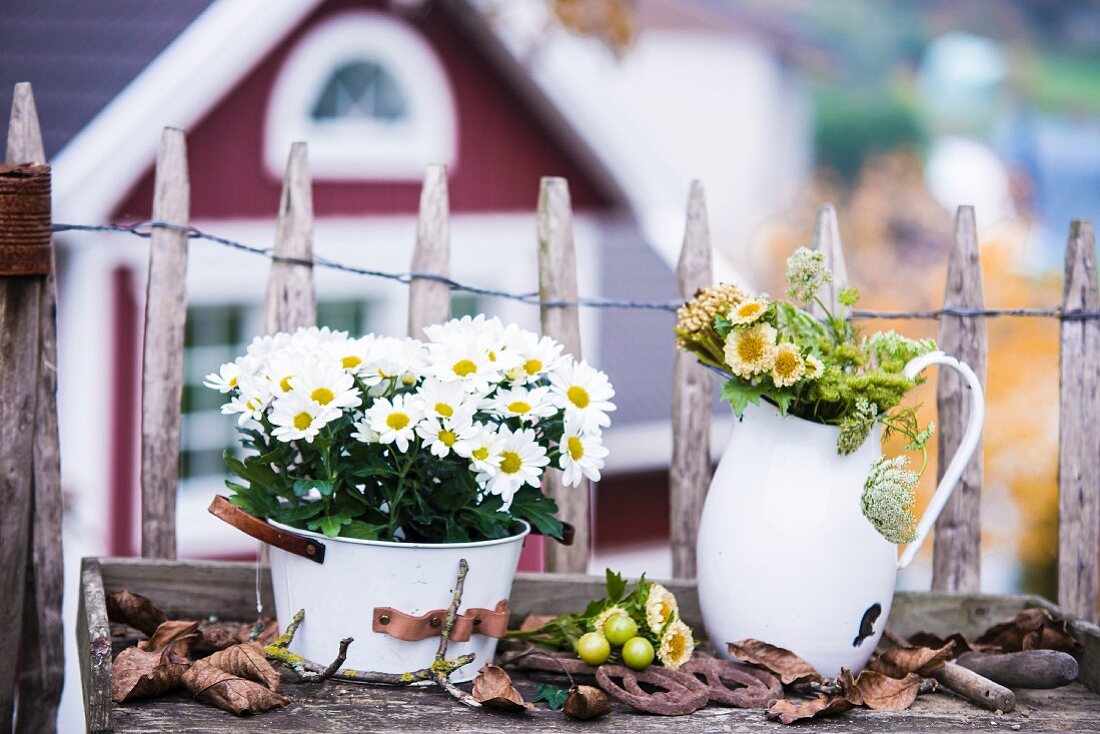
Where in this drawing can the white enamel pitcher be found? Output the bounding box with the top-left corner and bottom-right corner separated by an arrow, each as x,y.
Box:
696,351 -> 984,676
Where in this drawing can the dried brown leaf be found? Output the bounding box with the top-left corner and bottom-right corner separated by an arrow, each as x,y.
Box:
563,684 -> 611,720
906,631 -> 978,655
111,647 -> 189,702
854,671 -> 921,711
728,639 -> 823,686
182,659 -> 289,715
106,590 -> 168,636
137,620 -> 199,655
471,663 -> 533,711
191,617 -> 277,657
870,642 -> 955,678
518,614 -> 556,631
767,695 -> 853,724
207,642 -> 280,691
976,608 -> 1080,653
837,668 -> 863,706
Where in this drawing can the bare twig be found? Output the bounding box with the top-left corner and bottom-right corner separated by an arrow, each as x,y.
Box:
264,559 -> 481,708
432,559 -> 480,708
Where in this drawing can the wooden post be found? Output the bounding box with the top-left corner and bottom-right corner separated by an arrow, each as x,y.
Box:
7,83 -> 64,734
408,163 -> 450,338
1058,219 -> 1100,623
140,127 -> 189,560
932,206 -> 986,592
670,181 -> 714,579
537,177 -> 589,574
264,142 -> 315,335
0,82 -> 44,729
810,204 -> 850,316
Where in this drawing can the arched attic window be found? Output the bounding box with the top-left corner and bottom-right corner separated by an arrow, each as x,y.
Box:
265,11 -> 457,181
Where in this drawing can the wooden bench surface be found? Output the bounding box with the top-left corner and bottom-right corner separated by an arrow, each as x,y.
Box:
82,559 -> 1100,733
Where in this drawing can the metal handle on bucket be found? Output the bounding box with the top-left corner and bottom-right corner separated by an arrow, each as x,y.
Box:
208,495 -> 326,563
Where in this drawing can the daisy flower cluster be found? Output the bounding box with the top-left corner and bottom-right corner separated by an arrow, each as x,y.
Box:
675,247 -> 940,545
206,316 -> 614,543
508,569 -> 696,671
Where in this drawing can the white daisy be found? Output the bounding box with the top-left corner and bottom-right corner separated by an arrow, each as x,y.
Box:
478,426 -> 549,508
220,373 -> 271,426
416,416 -> 477,459
549,360 -> 616,433
322,335 -> 375,374
289,362 -> 362,411
203,361 -> 240,393
414,379 -> 477,423
264,348 -> 304,395
558,420 -> 608,486
502,330 -> 564,383
484,385 -> 557,423
463,422 -> 504,475
364,394 -> 423,452
428,341 -> 499,394
362,337 -> 428,389
289,325 -> 350,350
423,314 -> 505,346
269,391 -> 339,443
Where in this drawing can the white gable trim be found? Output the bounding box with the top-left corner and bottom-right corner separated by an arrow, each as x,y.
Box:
264,10 -> 457,181
52,0 -> 323,223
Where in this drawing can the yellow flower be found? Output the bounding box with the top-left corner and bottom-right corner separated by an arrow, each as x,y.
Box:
729,298 -> 767,325
645,583 -> 678,634
657,619 -> 695,670
770,343 -> 806,387
804,354 -> 824,379
723,323 -> 777,379
592,604 -> 626,633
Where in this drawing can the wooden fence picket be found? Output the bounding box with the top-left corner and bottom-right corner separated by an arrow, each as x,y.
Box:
8,82 -> 65,734
811,204 -> 850,315
670,181 -> 714,579
932,206 -> 986,593
408,163 -> 451,337
140,127 -> 190,560
1057,219 -> 1100,623
265,142 -> 316,335
0,82 -> 46,732
537,176 -> 589,574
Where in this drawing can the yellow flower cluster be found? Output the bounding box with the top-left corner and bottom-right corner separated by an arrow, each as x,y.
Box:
644,583 -> 695,669
675,282 -> 748,341
675,282 -> 749,368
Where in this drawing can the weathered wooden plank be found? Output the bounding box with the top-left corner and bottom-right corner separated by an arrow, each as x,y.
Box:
0,83 -> 45,733
670,181 -> 714,580
7,81 -> 64,734
932,206 -> 986,593
264,142 -> 315,336
810,204 -> 849,316
408,163 -> 450,338
140,127 -> 190,560
537,177 -> 589,574
79,559 -> 113,734
1058,219 -> 1100,624
107,679 -> 1100,734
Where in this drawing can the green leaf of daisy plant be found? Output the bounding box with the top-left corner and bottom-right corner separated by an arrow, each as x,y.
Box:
720,379 -> 765,418
605,568 -> 627,603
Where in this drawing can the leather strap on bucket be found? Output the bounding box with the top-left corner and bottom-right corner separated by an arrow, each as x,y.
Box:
372,600 -> 510,642
208,495 -> 326,564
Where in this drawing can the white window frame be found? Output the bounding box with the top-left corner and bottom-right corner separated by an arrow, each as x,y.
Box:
264,10 -> 457,181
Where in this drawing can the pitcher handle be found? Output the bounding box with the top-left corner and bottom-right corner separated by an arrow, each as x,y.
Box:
896,351 -> 985,570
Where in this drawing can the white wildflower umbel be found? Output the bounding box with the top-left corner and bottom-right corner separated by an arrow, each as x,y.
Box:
861,456 -> 918,544
785,247 -> 832,305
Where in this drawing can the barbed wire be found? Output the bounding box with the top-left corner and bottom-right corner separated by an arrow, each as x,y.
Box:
52,220 -> 1100,321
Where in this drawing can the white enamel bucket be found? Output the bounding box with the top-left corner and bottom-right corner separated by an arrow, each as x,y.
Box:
268,521 -> 529,683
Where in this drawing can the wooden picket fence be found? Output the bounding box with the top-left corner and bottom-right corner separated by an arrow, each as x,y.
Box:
1,81 -> 1099,731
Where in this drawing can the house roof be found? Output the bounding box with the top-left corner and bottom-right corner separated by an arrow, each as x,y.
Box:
0,0 -> 215,157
